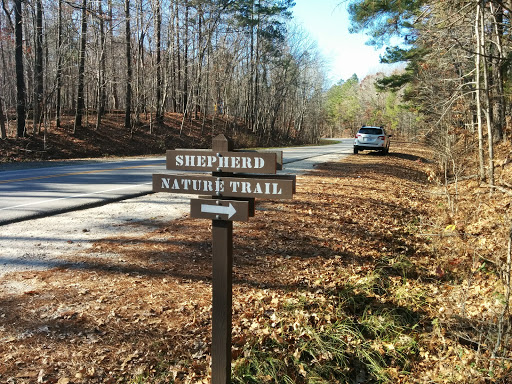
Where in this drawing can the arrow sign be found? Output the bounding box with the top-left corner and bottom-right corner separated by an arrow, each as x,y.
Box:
190,199 -> 249,222
201,202 -> 236,219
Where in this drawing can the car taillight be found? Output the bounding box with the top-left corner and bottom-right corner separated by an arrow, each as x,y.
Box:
356,134 -> 361,138
378,136 -> 385,140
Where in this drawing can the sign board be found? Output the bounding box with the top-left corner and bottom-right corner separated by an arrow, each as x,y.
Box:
232,174 -> 297,194
251,150 -> 283,171
153,174 -> 294,199
152,135 -> 295,384
166,150 -> 278,174
199,195 -> 256,217
191,199 -> 249,221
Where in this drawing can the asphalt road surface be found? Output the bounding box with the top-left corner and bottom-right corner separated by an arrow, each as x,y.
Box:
0,139 -> 352,225
0,139 -> 353,276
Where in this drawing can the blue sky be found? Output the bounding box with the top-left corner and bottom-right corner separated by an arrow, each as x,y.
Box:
292,0 -> 396,84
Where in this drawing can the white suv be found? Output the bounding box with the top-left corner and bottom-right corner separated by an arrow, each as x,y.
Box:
353,126 -> 392,155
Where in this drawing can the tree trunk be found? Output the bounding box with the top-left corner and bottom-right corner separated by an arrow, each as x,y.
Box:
0,15 -> 8,115
183,0 -> 189,117
168,2 -> 177,113
56,0 -> 63,128
108,0 -> 118,110
0,96 -> 6,139
475,1 -> 485,181
155,0 -> 162,122
195,6 -> 203,121
125,0 -> 132,129
134,0 -> 145,125
175,0 -> 181,113
254,1 -> 261,134
34,0 -> 44,134
481,6 -> 494,187
14,0 -> 26,138
74,0 -> 88,133
248,5 -> 254,131
96,0 -> 106,130
490,2 -> 504,142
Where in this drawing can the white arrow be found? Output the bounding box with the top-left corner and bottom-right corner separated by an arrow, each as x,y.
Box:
201,203 -> 237,219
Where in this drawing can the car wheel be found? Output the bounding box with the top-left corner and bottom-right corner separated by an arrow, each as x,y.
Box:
353,146 -> 359,154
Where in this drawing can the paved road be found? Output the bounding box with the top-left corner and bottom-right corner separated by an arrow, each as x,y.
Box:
0,157 -> 166,225
0,139 -> 352,225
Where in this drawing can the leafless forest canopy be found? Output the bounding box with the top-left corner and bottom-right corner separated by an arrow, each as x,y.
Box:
0,0 -> 326,144
2,0 -> 512,171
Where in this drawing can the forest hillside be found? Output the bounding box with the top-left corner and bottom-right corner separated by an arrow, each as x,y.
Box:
0,112 -> 299,164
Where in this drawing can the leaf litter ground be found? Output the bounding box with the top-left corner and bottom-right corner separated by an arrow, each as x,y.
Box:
1,142 -> 511,383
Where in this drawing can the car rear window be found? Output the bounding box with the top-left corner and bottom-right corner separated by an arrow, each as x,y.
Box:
359,128 -> 383,135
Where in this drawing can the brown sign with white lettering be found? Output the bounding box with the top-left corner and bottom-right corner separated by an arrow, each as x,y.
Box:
166,150 -> 278,174
152,174 -> 294,199
190,199 -> 250,222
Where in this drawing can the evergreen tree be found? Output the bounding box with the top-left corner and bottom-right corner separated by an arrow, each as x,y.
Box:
347,0 -> 426,92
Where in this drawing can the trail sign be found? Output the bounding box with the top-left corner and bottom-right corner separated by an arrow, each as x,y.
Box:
191,198 -> 249,221
152,134 -> 295,384
166,150 -> 278,174
152,174 -> 294,199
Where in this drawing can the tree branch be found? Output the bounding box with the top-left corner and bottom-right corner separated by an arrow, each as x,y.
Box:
1,0 -> 13,31
484,184 -> 512,196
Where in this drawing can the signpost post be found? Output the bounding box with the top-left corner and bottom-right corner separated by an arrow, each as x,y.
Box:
211,135 -> 235,384
152,135 -> 295,384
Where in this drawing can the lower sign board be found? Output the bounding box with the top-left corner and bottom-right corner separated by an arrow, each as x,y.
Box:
199,196 -> 256,217
153,174 -> 294,199
190,199 -> 249,221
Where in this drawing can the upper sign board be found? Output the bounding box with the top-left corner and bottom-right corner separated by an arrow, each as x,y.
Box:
166,150 -> 278,174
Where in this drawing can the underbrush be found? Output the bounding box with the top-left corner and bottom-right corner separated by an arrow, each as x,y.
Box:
228,142 -> 512,384
420,138 -> 512,383
232,277 -> 421,384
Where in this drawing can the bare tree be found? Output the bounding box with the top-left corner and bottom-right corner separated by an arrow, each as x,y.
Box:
0,96 -> 6,139
33,0 -> 43,134
154,0 -> 162,122
107,0 -> 118,111
479,2 -> 494,187
55,0 -> 63,128
96,0 -> 106,130
74,0 -> 88,133
183,0 -> 189,117
14,0 -> 26,137
124,0 -> 132,129
0,0 -> 325,145
475,0 -> 486,181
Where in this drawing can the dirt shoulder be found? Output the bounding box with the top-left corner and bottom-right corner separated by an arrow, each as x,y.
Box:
1,143 -> 511,383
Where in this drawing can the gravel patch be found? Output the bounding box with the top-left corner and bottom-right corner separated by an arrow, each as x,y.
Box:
0,193 -> 189,278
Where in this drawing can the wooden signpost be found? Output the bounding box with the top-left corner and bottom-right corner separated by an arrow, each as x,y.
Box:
152,135 -> 295,384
